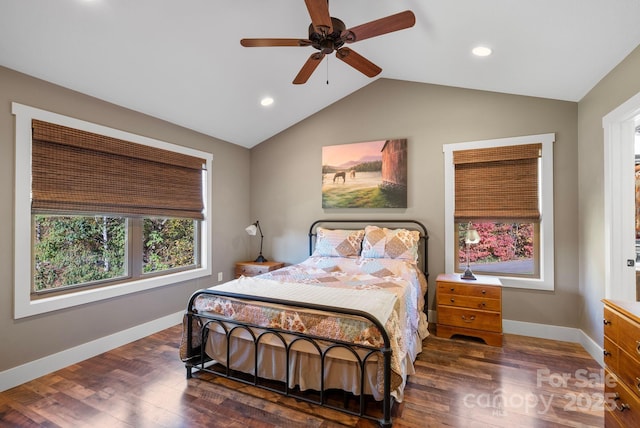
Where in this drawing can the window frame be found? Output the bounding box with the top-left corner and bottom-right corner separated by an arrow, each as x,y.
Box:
443,133 -> 555,291
13,102 -> 213,319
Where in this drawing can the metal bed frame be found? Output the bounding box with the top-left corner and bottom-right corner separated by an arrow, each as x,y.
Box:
183,219 -> 429,427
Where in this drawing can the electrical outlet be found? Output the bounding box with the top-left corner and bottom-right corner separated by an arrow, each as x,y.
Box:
217,272 -> 223,282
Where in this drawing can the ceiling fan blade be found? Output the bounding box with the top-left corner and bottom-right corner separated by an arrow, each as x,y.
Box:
293,52 -> 325,84
342,10 -> 416,43
304,0 -> 333,33
335,47 -> 381,78
241,38 -> 311,47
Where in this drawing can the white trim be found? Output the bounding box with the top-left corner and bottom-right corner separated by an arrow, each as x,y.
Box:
12,102 -> 213,318
0,310 -> 183,392
443,133 -> 556,290
502,318 -> 580,342
602,91 -> 640,300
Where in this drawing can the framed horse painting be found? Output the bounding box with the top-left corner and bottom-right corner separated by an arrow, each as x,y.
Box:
321,139 -> 407,208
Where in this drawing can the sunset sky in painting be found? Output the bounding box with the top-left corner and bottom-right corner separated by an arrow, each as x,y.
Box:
322,140 -> 385,167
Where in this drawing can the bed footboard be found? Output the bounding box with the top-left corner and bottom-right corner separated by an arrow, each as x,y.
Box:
182,288 -> 395,428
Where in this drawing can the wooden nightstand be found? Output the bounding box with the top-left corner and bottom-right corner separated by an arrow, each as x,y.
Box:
436,273 -> 503,346
234,261 -> 284,278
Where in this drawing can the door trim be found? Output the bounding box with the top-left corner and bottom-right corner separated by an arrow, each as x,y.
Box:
603,91 -> 640,300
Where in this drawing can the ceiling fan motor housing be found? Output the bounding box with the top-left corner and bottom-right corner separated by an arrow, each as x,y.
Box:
308,17 -> 346,54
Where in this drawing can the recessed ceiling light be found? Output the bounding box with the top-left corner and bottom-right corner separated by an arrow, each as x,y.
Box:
260,97 -> 274,107
472,46 -> 492,57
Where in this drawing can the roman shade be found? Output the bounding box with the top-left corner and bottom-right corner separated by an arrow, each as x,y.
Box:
31,119 -> 206,219
453,143 -> 542,222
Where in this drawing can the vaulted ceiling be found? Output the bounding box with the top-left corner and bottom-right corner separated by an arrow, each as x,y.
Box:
2,0 -> 640,148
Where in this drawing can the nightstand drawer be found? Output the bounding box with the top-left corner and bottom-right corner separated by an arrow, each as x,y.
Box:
437,306 -> 502,332
235,261 -> 284,278
236,264 -> 269,277
439,293 -> 501,311
437,281 -> 500,299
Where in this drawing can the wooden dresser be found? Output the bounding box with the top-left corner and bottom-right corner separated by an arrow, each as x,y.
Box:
603,299 -> 640,427
234,261 -> 284,278
436,273 -> 503,346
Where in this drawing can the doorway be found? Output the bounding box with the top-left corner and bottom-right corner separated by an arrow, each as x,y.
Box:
604,91 -> 640,301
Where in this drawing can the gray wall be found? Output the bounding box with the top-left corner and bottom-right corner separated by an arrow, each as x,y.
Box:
577,45 -> 640,343
250,79 -> 580,327
0,66 -> 251,372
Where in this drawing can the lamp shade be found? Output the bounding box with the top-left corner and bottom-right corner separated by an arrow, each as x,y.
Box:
465,229 -> 480,245
245,224 -> 258,235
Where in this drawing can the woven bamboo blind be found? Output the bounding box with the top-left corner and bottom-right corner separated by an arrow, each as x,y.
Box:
31,120 -> 206,219
453,143 -> 542,222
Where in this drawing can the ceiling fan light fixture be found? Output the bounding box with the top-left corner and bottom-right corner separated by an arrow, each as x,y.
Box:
472,46 -> 493,57
240,6 -> 416,84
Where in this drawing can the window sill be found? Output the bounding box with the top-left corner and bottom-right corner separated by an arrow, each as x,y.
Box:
14,267 -> 210,319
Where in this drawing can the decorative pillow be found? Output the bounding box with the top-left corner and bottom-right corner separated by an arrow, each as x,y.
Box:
312,228 -> 365,258
361,225 -> 420,262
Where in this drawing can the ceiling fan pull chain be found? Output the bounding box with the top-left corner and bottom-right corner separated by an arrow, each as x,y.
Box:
326,56 -> 329,85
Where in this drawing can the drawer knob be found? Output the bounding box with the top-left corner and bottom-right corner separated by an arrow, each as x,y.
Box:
636,340 -> 640,355
604,349 -> 611,357
481,289 -> 486,294
616,402 -> 630,412
636,377 -> 640,393
461,315 -> 476,323
480,302 -> 486,307
613,393 -> 630,412
450,298 -> 455,303
603,318 -> 612,325
450,287 -> 455,292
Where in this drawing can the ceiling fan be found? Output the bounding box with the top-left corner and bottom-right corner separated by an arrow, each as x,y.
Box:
240,0 -> 416,84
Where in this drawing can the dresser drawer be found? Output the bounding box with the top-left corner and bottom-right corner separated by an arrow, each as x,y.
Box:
604,336 -> 618,372
604,305 -> 620,343
617,349 -> 640,396
605,368 -> 640,428
437,306 -> 501,332
618,314 -> 640,360
437,281 -> 500,299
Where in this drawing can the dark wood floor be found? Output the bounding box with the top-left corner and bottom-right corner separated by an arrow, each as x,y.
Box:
0,326 -> 604,427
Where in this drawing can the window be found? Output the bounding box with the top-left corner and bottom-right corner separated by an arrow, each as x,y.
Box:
13,103 -> 212,318
443,133 -> 555,290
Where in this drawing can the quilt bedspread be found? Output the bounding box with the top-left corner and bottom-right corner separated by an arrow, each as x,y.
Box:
189,256 -> 428,394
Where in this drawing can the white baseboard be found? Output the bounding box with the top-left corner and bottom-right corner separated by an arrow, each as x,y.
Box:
429,311 -> 604,367
577,328 -> 605,368
502,319 -> 581,342
0,310 -> 183,392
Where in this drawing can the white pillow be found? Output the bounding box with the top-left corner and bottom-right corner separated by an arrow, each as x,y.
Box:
312,228 -> 365,258
361,225 -> 420,262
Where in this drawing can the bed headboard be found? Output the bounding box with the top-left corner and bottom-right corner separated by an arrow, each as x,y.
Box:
308,219 -> 429,280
